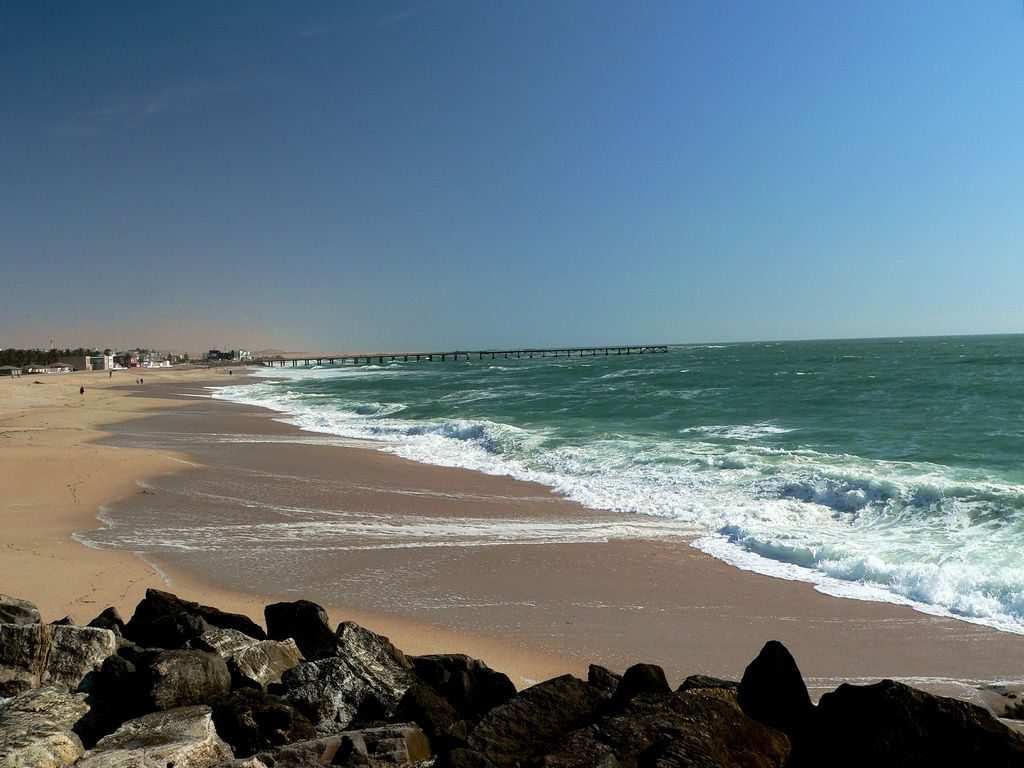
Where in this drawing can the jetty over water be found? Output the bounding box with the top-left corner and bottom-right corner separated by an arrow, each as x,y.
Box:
253,345 -> 670,367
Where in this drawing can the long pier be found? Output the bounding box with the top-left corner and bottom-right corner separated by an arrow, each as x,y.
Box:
253,345 -> 670,367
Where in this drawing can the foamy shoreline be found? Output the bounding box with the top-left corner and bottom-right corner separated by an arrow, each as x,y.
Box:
4,367 -> 1024,712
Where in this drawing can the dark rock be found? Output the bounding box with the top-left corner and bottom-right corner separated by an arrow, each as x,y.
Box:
49,617 -> 74,626
123,588 -> 266,649
545,687 -> 789,768
140,649 -> 232,710
788,678 -> 1024,768
211,688 -> 317,757
86,607 -> 125,637
587,664 -> 622,696
465,674 -> 609,768
737,640 -> 812,738
190,628 -> 304,691
0,685 -> 90,767
73,653 -> 146,748
332,723 -> 432,766
678,674 -> 739,693
396,682 -> 463,748
411,653 -> 517,720
282,622 -> 416,734
76,705 -> 233,767
437,748 -> 500,768
265,599 -> 338,661
0,624 -> 117,696
219,724 -> 431,767
0,594 -> 41,625
612,663 -> 671,706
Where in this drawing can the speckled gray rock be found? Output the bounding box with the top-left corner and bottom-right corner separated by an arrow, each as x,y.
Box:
0,624 -> 117,696
142,649 -> 232,710
0,595 -> 41,625
190,628 -> 304,691
0,686 -> 90,768
282,622 -> 415,734
76,705 -> 233,768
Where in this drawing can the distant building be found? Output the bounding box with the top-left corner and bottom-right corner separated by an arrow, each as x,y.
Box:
0,365 -> 22,377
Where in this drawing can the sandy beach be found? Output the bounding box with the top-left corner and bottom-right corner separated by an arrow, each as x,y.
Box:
3,368 -> 1024,711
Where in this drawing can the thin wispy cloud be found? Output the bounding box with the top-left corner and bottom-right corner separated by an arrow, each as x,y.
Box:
375,2 -> 442,28
52,77 -> 241,136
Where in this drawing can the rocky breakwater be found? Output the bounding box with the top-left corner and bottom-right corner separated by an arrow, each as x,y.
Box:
0,591 -> 1022,767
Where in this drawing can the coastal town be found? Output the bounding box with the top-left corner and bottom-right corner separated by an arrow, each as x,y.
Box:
0,348 -> 252,377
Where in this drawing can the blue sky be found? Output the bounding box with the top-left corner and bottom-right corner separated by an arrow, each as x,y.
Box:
3,1 -> 1023,352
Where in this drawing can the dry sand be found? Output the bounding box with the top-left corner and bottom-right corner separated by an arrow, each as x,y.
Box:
3,367 -> 1024,712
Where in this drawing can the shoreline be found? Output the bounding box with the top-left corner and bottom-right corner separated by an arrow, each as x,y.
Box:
4,368 -> 1024,712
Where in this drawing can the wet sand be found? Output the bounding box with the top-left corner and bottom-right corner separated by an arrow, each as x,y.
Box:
82,375 -> 1024,705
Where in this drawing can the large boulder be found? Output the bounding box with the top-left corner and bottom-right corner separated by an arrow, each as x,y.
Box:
265,599 -> 338,661
544,687 -> 789,768
737,640 -> 813,739
0,624 -> 117,696
396,682 -> 463,749
463,674 -> 609,768
86,608 -> 126,638
611,662 -> 671,707
411,653 -> 516,721
76,705 -> 233,768
0,594 -> 41,625
281,623 -> 415,734
211,688 -> 317,758
0,686 -> 90,768
788,678 -> 1024,767
124,589 -> 266,649
141,649 -> 232,711
73,653 -> 146,749
190,628 -> 304,691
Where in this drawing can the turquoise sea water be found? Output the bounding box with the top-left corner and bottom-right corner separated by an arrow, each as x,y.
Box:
214,335 -> 1024,632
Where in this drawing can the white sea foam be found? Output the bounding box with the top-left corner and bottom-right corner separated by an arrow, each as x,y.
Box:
210,364 -> 1024,633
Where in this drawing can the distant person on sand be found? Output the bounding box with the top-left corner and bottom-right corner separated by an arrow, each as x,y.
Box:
79,386 -> 84,395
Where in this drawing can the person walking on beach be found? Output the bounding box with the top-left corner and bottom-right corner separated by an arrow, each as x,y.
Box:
79,386 -> 84,395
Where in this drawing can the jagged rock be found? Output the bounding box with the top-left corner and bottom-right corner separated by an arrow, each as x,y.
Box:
49,617 -> 74,626
678,675 -> 739,693
265,599 -> 338,661
788,678 -> 1024,768
587,664 -> 622,696
190,628 -> 304,691
142,649 -> 232,710
214,724 -> 431,767
281,623 -> 415,734
0,594 -> 40,625
396,682 -> 463,748
0,624 -> 116,696
86,608 -> 125,637
124,589 -> 266,649
737,640 -> 812,738
211,688 -> 317,757
612,663 -> 671,706
544,687 -> 789,768
76,705 -> 233,767
411,654 -> 516,721
0,686 -> 90,768
334,723 -> 432,766
463,674 -> 609,768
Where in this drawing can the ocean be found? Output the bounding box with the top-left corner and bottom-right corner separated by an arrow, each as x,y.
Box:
193,335 -> 1024,634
